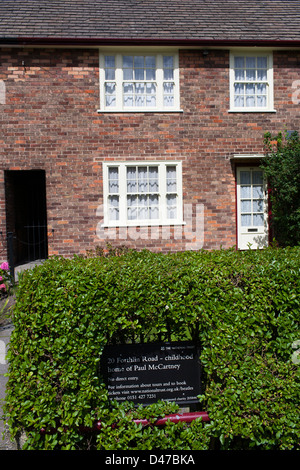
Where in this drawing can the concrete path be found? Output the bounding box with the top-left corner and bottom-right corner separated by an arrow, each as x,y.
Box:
0,323 -> 17,450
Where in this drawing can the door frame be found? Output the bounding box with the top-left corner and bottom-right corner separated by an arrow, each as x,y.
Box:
236,165 -> 269,250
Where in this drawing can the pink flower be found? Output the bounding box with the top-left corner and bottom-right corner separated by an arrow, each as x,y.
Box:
0,262 -> 9,270
0,283 -> 6,291
0,276 -> 2,281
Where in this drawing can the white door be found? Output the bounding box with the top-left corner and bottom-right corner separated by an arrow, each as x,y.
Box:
236,167 -> 268,249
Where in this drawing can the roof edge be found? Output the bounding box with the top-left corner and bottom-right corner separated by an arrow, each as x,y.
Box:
1,37 -> 300,47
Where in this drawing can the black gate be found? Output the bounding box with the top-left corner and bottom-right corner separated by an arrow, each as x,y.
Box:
5,170 -> 48,269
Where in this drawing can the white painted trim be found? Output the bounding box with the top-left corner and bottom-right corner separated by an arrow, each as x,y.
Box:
229,51 -> 274,112
99,51 -> 180,112
102,161 -> 184,227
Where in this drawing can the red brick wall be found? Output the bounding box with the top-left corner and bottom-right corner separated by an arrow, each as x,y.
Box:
0,47 -> 299,260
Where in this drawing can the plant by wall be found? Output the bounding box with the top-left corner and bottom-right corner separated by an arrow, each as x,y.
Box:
0,261 -> 11,297
2,247 -> 300,450
261,131 -> 300,247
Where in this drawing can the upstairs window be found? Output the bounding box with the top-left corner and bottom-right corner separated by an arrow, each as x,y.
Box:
230,52 -> 274,112
99,53 -> 180,112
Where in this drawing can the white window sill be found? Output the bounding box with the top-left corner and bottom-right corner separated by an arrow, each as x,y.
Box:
102,221 -> 186,228
97,109 -> 183,113
228,109 -> 276,113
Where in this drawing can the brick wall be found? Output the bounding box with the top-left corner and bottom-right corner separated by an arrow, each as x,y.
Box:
0,47 -> 299,261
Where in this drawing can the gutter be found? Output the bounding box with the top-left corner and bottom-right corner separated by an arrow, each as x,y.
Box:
1,37 -> 300,48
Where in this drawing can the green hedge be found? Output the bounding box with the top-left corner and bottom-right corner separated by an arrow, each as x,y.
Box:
3,247 -> 300,450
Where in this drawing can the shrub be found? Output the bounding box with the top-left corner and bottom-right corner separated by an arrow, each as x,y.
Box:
261,131 -> 300,246
3,247 -> 300,450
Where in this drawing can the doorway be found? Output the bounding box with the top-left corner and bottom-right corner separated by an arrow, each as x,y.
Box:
5,170 -> 48,266
236,166 -> 269,249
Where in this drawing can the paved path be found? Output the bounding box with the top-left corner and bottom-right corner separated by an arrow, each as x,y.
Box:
0,323 -> 18,450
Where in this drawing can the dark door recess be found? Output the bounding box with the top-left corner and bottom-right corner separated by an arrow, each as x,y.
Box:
5,170 -> 48,266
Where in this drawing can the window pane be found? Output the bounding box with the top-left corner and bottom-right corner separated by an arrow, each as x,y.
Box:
108,195 -> 119,221
240,171 -> 251,184
163,56 -> 174,81
253,171 -> 263,184
234,83 -> 244,107
245,84 -> 255,107
105,68 -> 115,80
241,185 -> 251,198
108,167 -> 119,194
134,56 -> 144,68
163,56 -> 173,68
149,194 -> 159,219
253,199 -> 264,212
146,56 -> 156,68
105,82 -> 116,107
241,214 -> 251,226
241,200 -> 251,212
149,166 -> 159,192
146,67 -> 156,81
257,56 -> 267,69
257,69 -> 267,81
127,167 -> 137,193
138,167 -> 148,193
135,94 -> 145,107
257,95 -> 266,107
166,165 -> 177,192
235,68 -> 244,81
145,56 -> 156,80
246,95 -> 255,107
164,83 -> 174,107
246,69 -> 256,81
123,83 -> 134,107
123,56 -> 133,68
105,56 -> 115,80
127,195 -> 137,220
146,82 -> 156,95
164,68 -> 174,80
253,213 -> 264,226
253,185 -> 263,198
166,194 -> 177,219
105,56 -> 115,68
234,57 -> 244,69
134,67 -> 144,81
123,68 -> 133,80
246,84 -> 255,94
246,57 -> 256,69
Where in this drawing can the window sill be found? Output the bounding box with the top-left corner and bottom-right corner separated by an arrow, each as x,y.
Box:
97,109 -> 184,114
102,221 -> 186,228
228,109 -> 276,113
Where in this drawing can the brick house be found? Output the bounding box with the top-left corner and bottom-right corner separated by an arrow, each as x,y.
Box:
1,0 -> 300,267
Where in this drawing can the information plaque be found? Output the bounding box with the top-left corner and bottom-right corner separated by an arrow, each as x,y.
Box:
101,341 -> 202,406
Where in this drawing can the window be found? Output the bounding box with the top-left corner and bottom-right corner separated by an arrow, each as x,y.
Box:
236,167 -> 268,249
99,53 -> 180,112
102,161 -> 183,226
230,52 -> 274,112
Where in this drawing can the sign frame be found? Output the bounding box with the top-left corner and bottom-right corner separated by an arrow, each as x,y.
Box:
100,341 -> 203,406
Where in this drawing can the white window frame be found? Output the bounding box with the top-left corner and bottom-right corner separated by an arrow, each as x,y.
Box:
102,161 -> 184,227
229,51 -> 275,112
98,52 -> 180,112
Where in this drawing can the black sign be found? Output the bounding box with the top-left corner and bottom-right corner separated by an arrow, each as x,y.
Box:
101,341 -> 202,406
